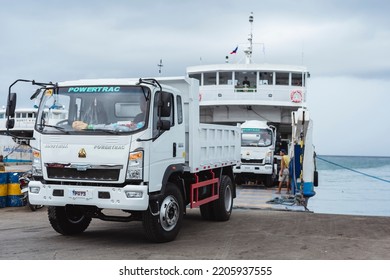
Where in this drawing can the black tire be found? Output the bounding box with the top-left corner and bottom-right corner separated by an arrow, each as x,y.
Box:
211,175 -> 233,221
142,183 -> 184,242
48,205 -> 92,235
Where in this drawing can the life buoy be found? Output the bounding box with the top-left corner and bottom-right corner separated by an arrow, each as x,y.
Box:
290,89 -> 303,103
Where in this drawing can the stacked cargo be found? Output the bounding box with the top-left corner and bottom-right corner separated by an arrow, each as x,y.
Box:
0,172 -> 24,208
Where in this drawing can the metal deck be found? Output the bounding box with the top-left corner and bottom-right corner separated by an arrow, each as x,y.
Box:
234,185 -> 308,212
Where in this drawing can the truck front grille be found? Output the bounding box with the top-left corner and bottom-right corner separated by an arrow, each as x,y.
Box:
241,159 -> 264,164
47,167 -> 120,181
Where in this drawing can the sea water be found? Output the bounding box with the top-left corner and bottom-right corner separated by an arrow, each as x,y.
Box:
309,155 -> 390,217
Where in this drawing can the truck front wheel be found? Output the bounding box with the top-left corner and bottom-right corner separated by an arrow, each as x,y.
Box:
48,205 -> 92,235
142,183 -> 184,242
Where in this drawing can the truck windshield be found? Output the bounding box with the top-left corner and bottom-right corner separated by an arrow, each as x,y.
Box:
241,128 -> 273,147
35,85 -> 150,134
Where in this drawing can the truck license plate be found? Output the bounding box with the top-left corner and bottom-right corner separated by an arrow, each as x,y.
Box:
69,189 -> 92,199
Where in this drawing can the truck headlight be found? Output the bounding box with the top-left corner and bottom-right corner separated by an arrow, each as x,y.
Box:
126,150 -> 143,180
264,151 -> 273,164
32,149 -> 43,176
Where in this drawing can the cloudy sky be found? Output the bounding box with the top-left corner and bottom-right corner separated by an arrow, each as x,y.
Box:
1,0 -> 389,156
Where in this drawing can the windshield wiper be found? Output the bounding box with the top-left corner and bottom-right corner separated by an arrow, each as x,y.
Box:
39,124 -> 69,133
82,128 -> 120,135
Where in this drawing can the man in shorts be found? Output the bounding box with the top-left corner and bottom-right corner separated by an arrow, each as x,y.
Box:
276,149 -> 291,194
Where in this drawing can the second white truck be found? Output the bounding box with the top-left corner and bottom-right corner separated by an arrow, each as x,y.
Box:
5,77 -> 241,242
233,120 -> 276,187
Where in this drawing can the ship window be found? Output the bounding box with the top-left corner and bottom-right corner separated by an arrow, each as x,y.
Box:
0,113 -> 4,118
259,72 -> 273,85
275,72 -> 289,85
218,72 -> 232,85
204,72 -> 217,85
189,73 -> 201,85
292,73 -> 303,86
235,71 -> 256,88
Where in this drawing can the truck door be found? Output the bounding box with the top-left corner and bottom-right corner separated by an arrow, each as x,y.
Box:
148,91 -> 185,193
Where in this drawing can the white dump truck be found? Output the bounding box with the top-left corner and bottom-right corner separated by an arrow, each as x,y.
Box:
5,77 -> 241,242
233,120 -> 276,187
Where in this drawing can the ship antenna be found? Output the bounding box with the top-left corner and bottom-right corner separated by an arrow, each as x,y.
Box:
244,12 -> 254,64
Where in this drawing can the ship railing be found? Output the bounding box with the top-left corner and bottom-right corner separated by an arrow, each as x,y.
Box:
199,85 -> 305,104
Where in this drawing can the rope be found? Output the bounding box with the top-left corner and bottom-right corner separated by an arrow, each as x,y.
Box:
317,156 -> 390,184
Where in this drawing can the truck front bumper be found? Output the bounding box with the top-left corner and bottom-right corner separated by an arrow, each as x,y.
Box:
28,181 -> 149,211
234,164 -> 273,175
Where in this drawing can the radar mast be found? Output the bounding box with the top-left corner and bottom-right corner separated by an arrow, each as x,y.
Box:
244,12 -> 254,64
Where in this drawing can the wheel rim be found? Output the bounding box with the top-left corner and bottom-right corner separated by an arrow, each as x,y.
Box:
224,185 -> 232,212
160,195 -> 179,231
65,206 -> 85,224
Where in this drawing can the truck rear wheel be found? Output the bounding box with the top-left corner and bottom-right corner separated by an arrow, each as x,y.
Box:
211,175 -> 233,221
48,205 -> 91,235
142,183 -> 184,242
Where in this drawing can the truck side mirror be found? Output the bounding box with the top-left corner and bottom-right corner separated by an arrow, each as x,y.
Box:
6,92 -> 17,118
6,119 -> 15,129
157,120 -> 171,131
157,91 -> 172,118
6,92 -> 17,129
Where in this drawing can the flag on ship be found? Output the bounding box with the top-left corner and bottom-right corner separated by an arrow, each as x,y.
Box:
230,46 -> 238,54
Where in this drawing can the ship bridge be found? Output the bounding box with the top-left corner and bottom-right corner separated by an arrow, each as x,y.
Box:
187,63 -> 309,108
186,63 -> 310,138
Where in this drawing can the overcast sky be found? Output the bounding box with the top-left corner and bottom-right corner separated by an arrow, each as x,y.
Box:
1,0 -> 389,156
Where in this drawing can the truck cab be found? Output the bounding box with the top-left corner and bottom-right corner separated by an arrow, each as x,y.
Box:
234,120 -> 276,187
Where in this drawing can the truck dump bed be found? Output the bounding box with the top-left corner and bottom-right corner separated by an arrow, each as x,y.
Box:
157,77 -> 241,173
189,124 -> 240,173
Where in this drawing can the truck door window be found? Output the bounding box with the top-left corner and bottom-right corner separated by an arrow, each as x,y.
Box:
177,95 -> 183,124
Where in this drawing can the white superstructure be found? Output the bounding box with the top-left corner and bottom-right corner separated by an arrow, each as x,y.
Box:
0,107 -> 37,134
186,13 -> 317,201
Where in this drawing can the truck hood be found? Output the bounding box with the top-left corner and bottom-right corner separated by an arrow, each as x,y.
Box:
40,134 -> 131,183
241,147 -> 267,160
